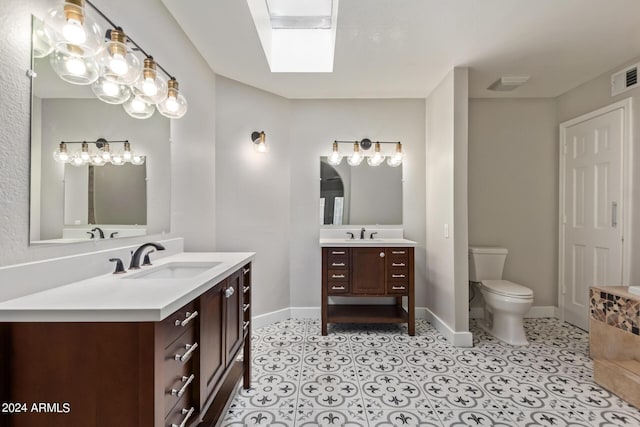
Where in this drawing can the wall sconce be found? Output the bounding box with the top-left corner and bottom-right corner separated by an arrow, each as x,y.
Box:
329,138 -> 403,167
251,131 -> 268,153
36,0 -> 187,119
53,138 -> 145,166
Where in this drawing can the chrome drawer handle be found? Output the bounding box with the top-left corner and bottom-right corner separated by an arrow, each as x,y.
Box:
243,321 -> 250,329
391,262 -> 405,267
171,407 -> 195,427
243,303 -> 250,312
392,285 -> 406,290
332,262 -> 345,267
243,267 -> 251,275
175,342 -> 198,362
171,374 -> 195,398
331,251 -> 345,255
175,311 -> 198,327
243,286 -> 250,293
391,274 -> 406,278
331,285 -> 346,290
224,287 -> 235,298
392,250 -> 406,254
331,274 -> 345,279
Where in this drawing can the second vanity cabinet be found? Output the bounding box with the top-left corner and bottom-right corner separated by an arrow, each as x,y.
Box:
0,263 -> 252,427
322,247 -> 414,335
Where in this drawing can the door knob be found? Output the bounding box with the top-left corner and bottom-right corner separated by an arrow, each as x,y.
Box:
380,252 -> 385,258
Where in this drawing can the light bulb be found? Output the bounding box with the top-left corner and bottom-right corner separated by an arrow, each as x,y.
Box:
102,80 -> 120,97
347,143 -> 363,166
65,56 -> 87,75
131,97 -> 146,112
123,144 -> 132,161
256,141 -> 267,153
91,155 -> 105,166
111,153 -> 124,165
109,53 -> 129,75
131,154 -> 145,165
62,18 -> 86,44
80,150 -> 90,161
53,143 -> 70,163
327,142 -> 342,165
386,143 -> 403,167
367,142 -> 385,166
165,96 -> 179,112
70,154 -> 85,167
142,78 -> 158,96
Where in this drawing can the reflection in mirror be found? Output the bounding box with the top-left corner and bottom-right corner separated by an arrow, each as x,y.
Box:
320,157 -> 402,225
29,16 -> 171,245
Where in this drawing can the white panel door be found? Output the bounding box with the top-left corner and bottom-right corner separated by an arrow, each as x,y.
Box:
562,108 -> 623,330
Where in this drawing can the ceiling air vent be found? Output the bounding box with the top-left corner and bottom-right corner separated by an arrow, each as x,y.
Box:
611,63 -> 639,96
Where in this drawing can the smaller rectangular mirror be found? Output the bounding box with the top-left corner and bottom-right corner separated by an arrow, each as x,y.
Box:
320,158 -> 402,225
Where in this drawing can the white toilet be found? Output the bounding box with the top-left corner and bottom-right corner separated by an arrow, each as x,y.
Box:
469,246 -> 534,346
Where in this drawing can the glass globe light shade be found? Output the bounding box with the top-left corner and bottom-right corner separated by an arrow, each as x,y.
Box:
98,29 -> 142,85
123,95 -> 155,119
131,154 -> 145,165
327,142 -> 342,165
133,57 -> 167,104
32,17 -> 55,58
90,154 -> 106,166
386,143 -> 403,167
69,153 -> 86,167
49,44 -> 100,85
111,152 -> 125,165
157,78 -> 188,119
91,77 -> 132,104
53,143 -> 70,163
45,0 -> 104,56
367,142 -> 385,167
347,142 -> 364,166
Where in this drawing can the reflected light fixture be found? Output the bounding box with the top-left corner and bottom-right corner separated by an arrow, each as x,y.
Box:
52,138 -> 144,166
329,138 -> 403,167
251,131 -> 268,153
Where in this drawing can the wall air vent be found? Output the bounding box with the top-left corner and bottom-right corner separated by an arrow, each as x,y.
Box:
611,63 -> 639,96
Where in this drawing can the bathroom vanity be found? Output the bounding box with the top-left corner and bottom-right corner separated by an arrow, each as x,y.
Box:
320,232 -> 416,335
0,251 -> 253,427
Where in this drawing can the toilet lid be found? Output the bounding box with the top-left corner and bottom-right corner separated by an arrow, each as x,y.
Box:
481,280 -> 533,298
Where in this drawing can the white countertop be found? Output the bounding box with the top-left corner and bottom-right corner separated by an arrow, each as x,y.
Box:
0,252 -> 254,322
319,238 -> 417,247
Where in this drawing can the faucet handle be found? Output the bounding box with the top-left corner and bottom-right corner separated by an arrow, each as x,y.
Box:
142,250 -> 156,266
109,258 -> 126,274
86,231 -> 95,239
370,232 -> 378,239
346,232 -> 354,239
110,232 -> 119,239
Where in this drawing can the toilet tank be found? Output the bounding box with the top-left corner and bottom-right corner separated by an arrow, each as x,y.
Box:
468,246 -> 508,281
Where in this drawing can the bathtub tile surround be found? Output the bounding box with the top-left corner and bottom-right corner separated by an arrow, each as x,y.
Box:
590,287 -> 640,336
220,318 -> 640,426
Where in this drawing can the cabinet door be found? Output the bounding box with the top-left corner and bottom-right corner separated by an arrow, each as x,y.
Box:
225,269 -> 244,366
351,247 -> 386,295
200,281 -> 225,401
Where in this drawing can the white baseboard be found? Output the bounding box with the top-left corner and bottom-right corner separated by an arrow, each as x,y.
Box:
290,307 -> 321,318
252,307 -> 290,329
417,307 -> 473,347
469,305 -> 558,319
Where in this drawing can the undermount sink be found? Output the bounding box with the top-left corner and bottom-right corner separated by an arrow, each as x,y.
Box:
126,262 -> 222,279
344,239 -> 383,243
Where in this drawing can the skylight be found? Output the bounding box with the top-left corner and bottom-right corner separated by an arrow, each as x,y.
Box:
247,0 -> 339,72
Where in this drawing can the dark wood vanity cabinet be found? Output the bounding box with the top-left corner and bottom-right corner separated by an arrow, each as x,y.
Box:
322,247 -> 414,336
0,263 -> 252,427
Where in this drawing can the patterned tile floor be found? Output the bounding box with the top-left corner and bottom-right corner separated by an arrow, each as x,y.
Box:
221,318 -> 640,426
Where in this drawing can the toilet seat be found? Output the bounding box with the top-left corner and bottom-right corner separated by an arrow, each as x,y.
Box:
480,280 -> 533,299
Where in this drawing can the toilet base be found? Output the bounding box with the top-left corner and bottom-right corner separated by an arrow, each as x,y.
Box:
477,311 -> 529,346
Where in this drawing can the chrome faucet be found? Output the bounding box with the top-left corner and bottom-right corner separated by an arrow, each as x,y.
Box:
129,242 -> 166,270
91,227 -> 105,239
360,227 -> 366,239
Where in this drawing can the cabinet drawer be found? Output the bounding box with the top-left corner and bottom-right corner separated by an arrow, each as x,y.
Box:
387,248 -> 409,257
387,269 -> 408,281
165,392 -> 196,427
164,359 -> 195,417
327,282 -> 350,294
160,300 -> 198,349
387,282 -> 409,295
327,248 -> 349,269
328,269 -> 349,281
164,327 -> 198,389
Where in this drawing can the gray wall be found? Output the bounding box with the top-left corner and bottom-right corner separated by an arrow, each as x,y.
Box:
0,0 -> 216,266
425,68 -> 469,332
468,99 -> 558,307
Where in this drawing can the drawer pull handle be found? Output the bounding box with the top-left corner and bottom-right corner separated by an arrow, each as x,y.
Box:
243,303 -> 250,312
331,274 -> 345,279
391,262 -> 405,267
392,285 -> 406,290
175,311 -> 198,327
392,250 -> 406,254
331,251 -> 346,255
243,321 -> 250,329
243,286 -> 250,293
332,262 -> 345,267
392,274 -> 406,278
175,342 -> 198,363
331,285 -> 346,290
171,407 -> 195,427
243,267 -> 251,275
171,374 -> 195,398
224,287 -> 235,298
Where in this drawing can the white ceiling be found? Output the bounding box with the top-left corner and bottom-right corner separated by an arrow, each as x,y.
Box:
161,0 -> 640,99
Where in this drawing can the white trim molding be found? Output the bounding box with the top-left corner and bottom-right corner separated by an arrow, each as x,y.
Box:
251,307 -> 291,330
416,307 -> 473,347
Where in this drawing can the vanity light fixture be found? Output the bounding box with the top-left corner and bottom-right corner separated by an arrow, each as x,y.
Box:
251,131 -> 268,153
37,0 -> 187,119
53,138 -> 145,166
329,139 -> 403,167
